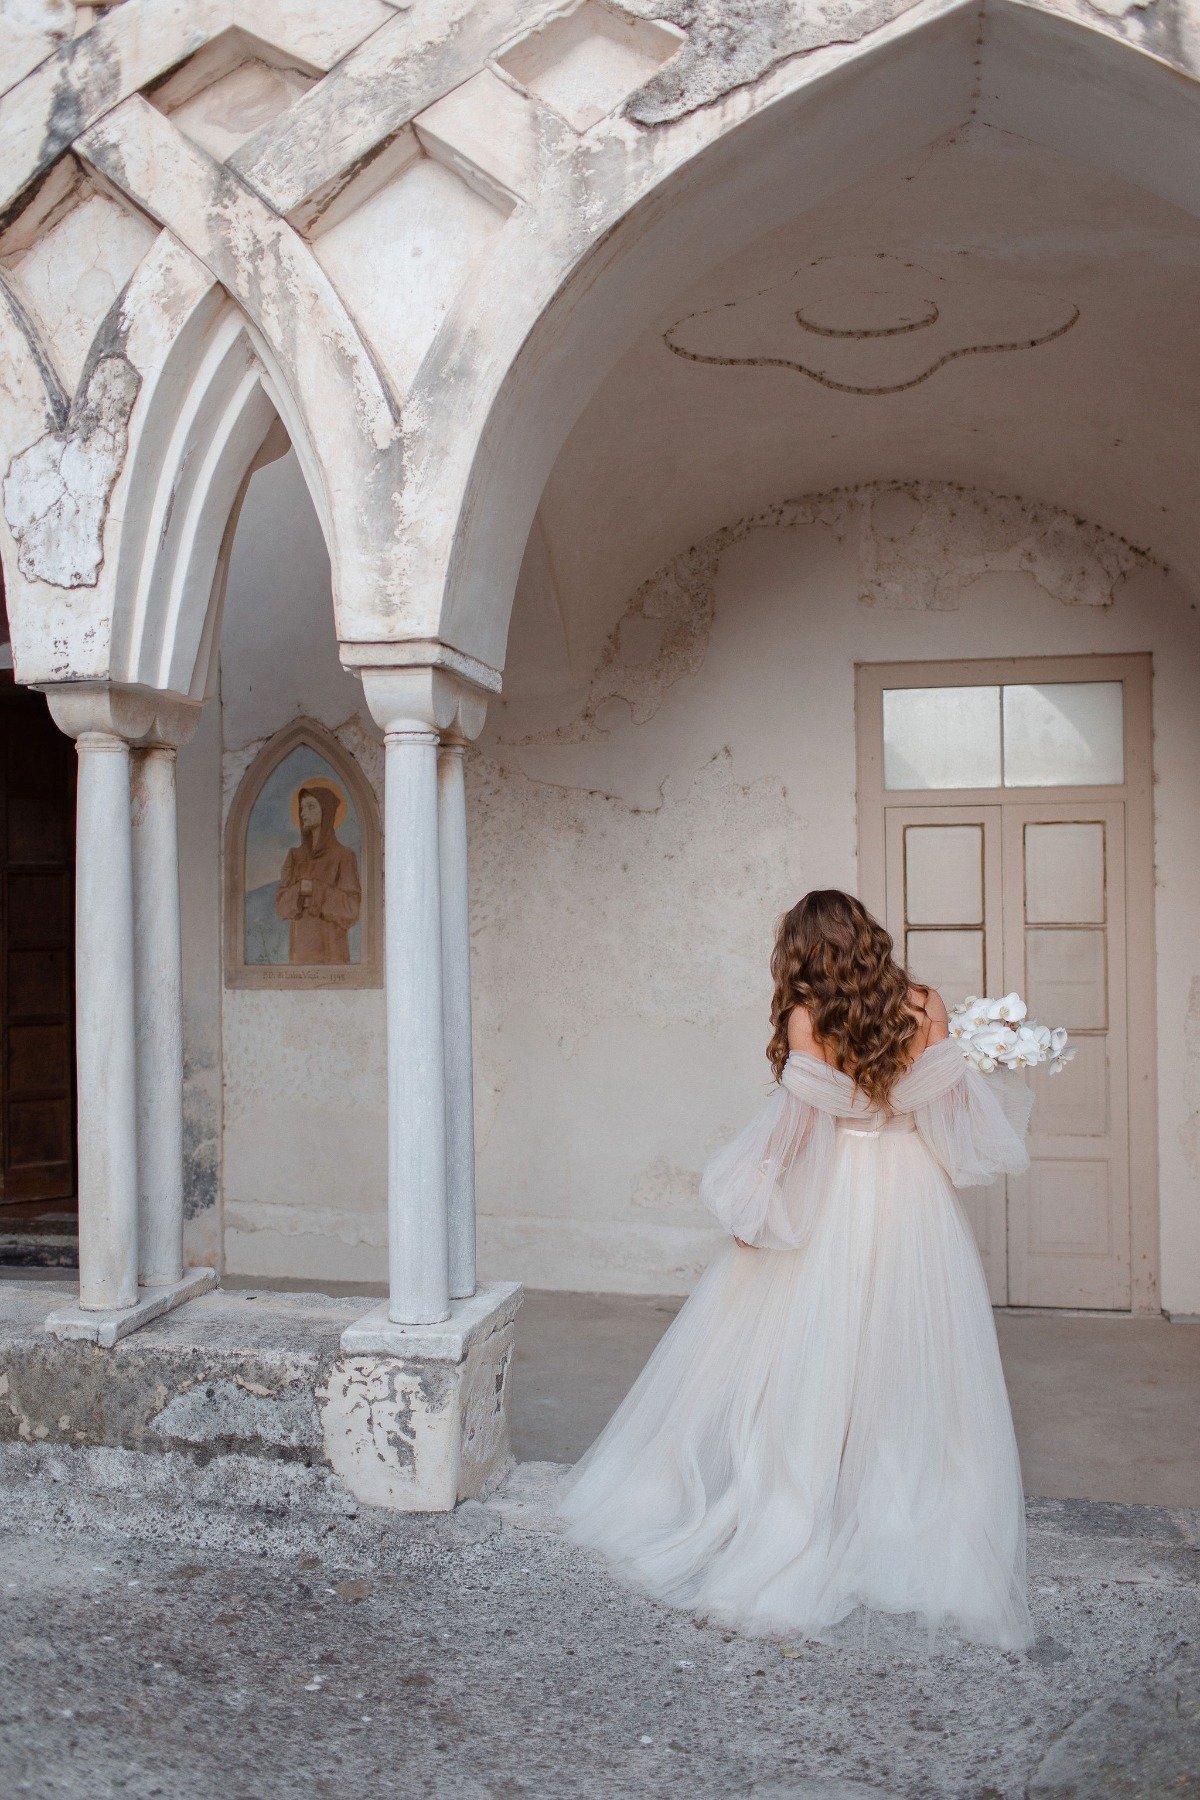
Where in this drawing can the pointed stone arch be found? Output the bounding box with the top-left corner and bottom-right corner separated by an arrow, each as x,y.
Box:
399,0 -> 1200,675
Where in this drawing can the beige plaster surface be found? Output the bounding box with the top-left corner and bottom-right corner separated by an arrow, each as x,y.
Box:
475,506 -> 1200,1304
511,1288 -> 1200,1508
211,455 -> 1200,1311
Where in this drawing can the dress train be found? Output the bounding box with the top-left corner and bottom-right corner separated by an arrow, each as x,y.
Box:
559,1039 -> 1035,1650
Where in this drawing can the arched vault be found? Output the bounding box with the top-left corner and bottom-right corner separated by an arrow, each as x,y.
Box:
1,0 -> 1199,695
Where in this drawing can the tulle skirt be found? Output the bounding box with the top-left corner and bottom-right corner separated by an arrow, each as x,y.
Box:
559,1126 -> 1033,1650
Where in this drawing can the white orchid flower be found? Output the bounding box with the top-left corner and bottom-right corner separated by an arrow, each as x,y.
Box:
948,997 -> 992,1037
947,993 -> 1070,1079
999,1023 -> 1048,1069
973,1025 -> 1015,1065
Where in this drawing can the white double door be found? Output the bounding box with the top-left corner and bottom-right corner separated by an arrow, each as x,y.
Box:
884,802 -> 1130,1308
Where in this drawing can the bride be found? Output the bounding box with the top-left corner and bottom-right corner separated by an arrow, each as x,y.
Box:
559,888 -> 1035,1650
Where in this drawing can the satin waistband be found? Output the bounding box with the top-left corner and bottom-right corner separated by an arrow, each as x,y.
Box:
836,1112 -> 916,1137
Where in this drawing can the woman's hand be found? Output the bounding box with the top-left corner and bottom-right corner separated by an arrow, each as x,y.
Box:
733,1236 -> 759,1250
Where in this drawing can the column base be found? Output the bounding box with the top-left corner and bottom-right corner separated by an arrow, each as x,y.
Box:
328,1280 -> 522,1512
45,1266 -> 217,1349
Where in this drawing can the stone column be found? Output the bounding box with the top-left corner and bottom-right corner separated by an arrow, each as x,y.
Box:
386,712 -> 451,1324
73,728 -> 140,1311
43,685 -> 213,1346
351,663 -> 493,1328
131,742 -> 185,1287
337,654 -> 521,1512
438,735 -> 477,1301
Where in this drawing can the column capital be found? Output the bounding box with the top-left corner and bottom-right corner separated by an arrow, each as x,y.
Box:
353,664 -> 492,743
38,681 -> 202,749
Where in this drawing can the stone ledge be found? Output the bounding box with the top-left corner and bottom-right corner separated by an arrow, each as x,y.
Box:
338,1279 -> 523,1360
44,1266 -> 217,1348
2,1274 -> 523,1513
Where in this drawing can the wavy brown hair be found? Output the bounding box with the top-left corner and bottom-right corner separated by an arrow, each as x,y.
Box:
766,889 -> 927,1106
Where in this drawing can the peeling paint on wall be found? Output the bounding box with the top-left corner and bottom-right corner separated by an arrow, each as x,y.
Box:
510,483 -> 1158,753
469,488 -> 1198,1294
2,346 -> 138,587
857,483 -> 1156,611
621,0 -> 924,125
181,1003 -> 219,1224
631,1154 -> 703,1212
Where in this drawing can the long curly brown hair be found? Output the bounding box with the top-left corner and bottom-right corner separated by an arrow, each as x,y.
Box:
766,889 -> 926,1106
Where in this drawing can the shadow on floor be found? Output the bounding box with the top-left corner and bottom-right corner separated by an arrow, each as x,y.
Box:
513,1288 -> 1200,1507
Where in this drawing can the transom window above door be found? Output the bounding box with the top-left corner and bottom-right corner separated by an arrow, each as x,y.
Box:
882,681 -> 1125,790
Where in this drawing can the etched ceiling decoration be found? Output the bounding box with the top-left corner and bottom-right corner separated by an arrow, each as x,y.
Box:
663,254 -> 1081,395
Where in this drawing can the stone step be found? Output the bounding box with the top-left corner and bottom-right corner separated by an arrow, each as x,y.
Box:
0,1275 -> 521,1513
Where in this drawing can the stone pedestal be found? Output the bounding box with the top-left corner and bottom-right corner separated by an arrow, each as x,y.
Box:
333,1281 -> 522,1511
44,1266 -> 218,1348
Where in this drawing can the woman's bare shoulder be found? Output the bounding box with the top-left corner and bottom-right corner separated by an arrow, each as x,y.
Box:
912,985 -> 948,1023
908,984 -> 949,1046
786,1005 -> 825,1057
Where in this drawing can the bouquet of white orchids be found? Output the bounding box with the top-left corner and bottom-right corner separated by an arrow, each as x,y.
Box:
948,993 -> 1075,1076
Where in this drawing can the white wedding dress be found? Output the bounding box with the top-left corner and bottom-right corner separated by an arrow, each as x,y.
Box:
559,1037 -> 1035,1650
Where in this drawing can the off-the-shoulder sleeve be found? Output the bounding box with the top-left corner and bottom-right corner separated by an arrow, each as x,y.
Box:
698,1083 -> 838,1249
902,1048 -> 1033,1188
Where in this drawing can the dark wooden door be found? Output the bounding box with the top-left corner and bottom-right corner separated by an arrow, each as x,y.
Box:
0,678 -> 76,1207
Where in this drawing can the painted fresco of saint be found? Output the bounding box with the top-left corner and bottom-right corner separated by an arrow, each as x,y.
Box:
274,779 -> 361,964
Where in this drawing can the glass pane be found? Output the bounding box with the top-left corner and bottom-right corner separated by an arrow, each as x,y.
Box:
1026,927 -> 1107,1029
905,824 -> 983,925
883,687 -> 1001,790
1002,683 -> 1124,787
1025,822 -> 1105,924
906,928 -> 984,1006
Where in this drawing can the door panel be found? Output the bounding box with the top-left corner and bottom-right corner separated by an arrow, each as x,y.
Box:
882,800 -> 1131,1308
1025,927 -> 1108,1030
886,806 -> 1007,1302
859,655 -> 1154,1312
904,824 -> 984,924
1005,803 -> 1129,1308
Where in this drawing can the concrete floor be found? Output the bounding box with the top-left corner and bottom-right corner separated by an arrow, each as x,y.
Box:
512,1290 -> 1200,1507
0,1282 -> 1196,1796
0,1449 -> 1196,1799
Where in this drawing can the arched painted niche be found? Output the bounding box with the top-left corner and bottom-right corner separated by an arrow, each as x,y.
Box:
224,719 -> 381,989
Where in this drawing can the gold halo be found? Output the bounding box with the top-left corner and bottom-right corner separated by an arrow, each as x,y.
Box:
290,777 -> 347,830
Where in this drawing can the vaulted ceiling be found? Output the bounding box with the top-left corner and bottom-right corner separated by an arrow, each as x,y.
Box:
516,121 -> 1200,682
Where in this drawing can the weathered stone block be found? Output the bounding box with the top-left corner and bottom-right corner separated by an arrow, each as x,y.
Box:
0,1277 -> 522,1513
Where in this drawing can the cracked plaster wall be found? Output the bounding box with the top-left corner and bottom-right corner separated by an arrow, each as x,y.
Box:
161,462 -> 1200,1309
472,482 -> 1200,1303
619,0 -> 1200,123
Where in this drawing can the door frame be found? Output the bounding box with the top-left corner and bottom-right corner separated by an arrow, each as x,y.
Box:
855,653 -> 1158,1314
